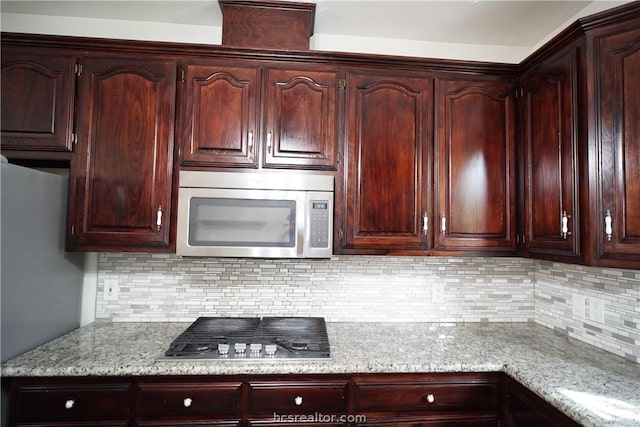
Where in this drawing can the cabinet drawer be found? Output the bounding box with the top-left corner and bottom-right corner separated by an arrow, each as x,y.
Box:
136,382 -> 242,417
248,381 -> 348,414
136,422 -> 240,427
354,415 -> 499,427
14,382 -> 131,422
355,381 -> 499,412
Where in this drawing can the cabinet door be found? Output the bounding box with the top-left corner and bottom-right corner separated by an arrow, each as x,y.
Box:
521,48 -> 580,259
592,23 -> 640,267
508,380 -> 581,427
1,47 -> 75,155
343,72 -> 432,252
262,68 -> 338,170
179,63 -> 258,168
68,57 -> 176,251
434,79 -> 516,253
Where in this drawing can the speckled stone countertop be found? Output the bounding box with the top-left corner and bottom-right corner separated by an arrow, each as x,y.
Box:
2,322 -> 639,427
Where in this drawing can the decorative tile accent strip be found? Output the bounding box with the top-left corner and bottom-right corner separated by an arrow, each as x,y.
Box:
535,261 -> 640,363
96,255 -> 535,323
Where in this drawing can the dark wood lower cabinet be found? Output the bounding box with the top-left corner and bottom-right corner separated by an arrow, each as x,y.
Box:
135,422 -> 240,427
507,381 -> 581,427
6,377 -> 131,426
4,374 -> 583,427
355,417 -> 498,427
135,380 -> 242,423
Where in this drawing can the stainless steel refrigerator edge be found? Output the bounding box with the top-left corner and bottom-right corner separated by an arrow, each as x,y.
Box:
1,158 -> 85,362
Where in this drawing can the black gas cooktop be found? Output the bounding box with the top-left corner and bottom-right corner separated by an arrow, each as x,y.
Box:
163,317 -> 330,360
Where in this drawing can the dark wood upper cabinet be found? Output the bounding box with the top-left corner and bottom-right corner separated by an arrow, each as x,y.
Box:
178,63 -> 338,170
434,78 -> 517,253
3,2 -> 638,264
67,56 -> 177,251
589,19 -> 640,267
520,46 -> 581,261
179,63 -> 259,168
0,47 -> 76,158
262,68 -> 338,169
341,71 -> 432,253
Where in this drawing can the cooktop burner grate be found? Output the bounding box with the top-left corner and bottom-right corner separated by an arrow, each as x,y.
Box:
163,316 -> 330,360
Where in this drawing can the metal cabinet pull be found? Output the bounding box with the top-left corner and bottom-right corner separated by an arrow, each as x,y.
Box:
65,399 -> 75,409
561,211 -> 571,239
605,210 -> 613,241
294,396 -> 303,406
423,213 -> 428,235
248,130 -> 254,153
183,397 -> 192,408
156,205 -> 163,231
425,394 -> 435,404
267,131 -> 273,154
440,215 -> 447,235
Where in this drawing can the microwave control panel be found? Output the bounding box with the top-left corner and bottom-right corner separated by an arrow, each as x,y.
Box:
310,201 -> 330,248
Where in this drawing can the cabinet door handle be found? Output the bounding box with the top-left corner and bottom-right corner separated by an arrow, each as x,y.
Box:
156,205 -> 163,231
423,213 -> 428,235
425,393 -> 435,404
65,399 -> 75,409
248,130 -> 254,153
605,210 -> 613,241
440,215 -> 447,235
183,397 -> 192,408
561,211 -> 571,239
294,396 -> 303,406
267,131 -> 273,154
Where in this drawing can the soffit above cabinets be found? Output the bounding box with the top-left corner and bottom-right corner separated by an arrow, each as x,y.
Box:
0,0 -> 633,60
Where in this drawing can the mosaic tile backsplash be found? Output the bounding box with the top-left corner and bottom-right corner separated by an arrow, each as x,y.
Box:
95,254 -> 640,362
535,261 -> 640,362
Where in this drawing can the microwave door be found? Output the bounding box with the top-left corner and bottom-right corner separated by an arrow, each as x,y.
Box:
177,188 -> 301,258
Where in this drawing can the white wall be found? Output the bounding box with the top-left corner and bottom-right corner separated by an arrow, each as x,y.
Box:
1,2 -> 634,62
0,11 -> 525,62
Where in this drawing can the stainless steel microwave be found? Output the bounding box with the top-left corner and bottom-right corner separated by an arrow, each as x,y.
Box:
177,171 -> 334,258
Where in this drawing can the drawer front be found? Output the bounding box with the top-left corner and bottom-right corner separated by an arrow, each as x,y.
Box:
16,423 -> 129,427
15,383 -> 131,422
248,382 -> 348,414
251,424 -> 346,427
136,422 -> 240,427
356,382 -> 499,412
136,382 -> 242,418
354,415 -> 499,427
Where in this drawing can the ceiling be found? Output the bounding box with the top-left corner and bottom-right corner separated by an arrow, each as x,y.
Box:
0,0 -> 632,48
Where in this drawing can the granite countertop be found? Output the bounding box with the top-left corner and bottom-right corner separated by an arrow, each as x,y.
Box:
2,322 -> 640,427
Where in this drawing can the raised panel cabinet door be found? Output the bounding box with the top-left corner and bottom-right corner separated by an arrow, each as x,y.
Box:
262,68 -> 338,169
521,48 -> 580,259
179,63 -> 258,168
68,57 -> 176,251
0,47 -> 75,153
593,23 -> 640,266
434,78 -> 516,252
343,72 -> 432,251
